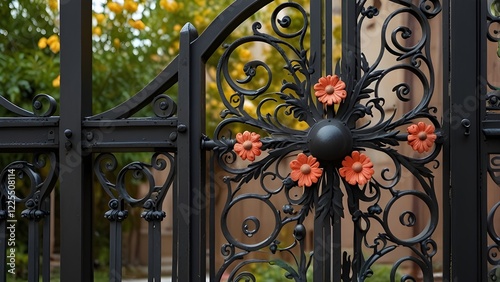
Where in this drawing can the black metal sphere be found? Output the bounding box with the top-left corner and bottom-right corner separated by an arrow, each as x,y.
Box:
307,119 -> 353,161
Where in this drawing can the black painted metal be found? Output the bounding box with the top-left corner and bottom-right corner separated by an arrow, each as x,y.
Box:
1,0 -> 498,281
449,0 -> 482,281
200,0 -> 442,281
176,22 -> 206,281
59,0 -> 93,281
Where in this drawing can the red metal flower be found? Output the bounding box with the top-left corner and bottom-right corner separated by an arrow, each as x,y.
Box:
339,151 -> 374,186
313,75 -> 347,105
407,122 -> 437,153
234,131 -> 262,161
289,153 -> 322,187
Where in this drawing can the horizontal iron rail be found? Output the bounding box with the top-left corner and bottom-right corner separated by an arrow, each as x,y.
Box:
0,117 -> 59,151
0,117 -> 178,152
483,115 -> 500,137
82,119 -> 178,152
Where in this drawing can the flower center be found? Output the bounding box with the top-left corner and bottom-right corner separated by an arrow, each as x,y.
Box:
242,140 -> 253,150
307,119 -> 353,161
418,131 -> 427,141
352,162 -> 363,173
300,164 -> 311,175
325,85 -> 335,95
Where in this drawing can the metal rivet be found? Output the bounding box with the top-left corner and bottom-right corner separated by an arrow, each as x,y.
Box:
169,132 -> 178,141
65,140 -> 72,151
177,124 -> 187,133
461,119 -> 471,136
33,101 -> 42,110
86,132 -> 94,141
64,129 -> 73,138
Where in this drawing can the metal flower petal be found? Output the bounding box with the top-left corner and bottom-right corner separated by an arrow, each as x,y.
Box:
289,153 -> 322,187
407,122 -> 437,153
313,75 -> 347,105
339,151 -> 374,186
234,131 -> 262,161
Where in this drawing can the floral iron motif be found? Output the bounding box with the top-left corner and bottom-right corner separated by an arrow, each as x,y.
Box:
205,1 -> 443,281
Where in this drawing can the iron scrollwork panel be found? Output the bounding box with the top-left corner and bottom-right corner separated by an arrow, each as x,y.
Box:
207,0 -> 442,281
487,155 -> 500,281
485,1 -> 500,280
486,0 -> 500,111
94,152 -> 175,280
0,152 -> 58,279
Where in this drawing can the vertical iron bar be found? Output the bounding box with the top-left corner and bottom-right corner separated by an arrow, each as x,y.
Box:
176,22 -> 206,281
0,201 -> 6,282
209,153 -> 216,280
172,179 -> 178,280
148,220 -> 162,281
449,0 -> 482,280
27,219 -> 40,282
59,0 -> 93,280
352,214 -> 362,281
479,0 -> 489,279
325,0 -> 333,76
109,217 -> 122,281
313,217 -> 329,281
340,1 -> 360,281
342,0 -> 358,78
310,1 -> 330,281
43,198 -> 51,282
311,0 -> 324,116
441,2 -> 451,279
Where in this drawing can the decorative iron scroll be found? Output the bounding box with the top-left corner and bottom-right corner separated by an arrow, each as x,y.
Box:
487,1 -> 500,279
0,94 -> 57,117
94,152 -> 175,279
0,152 -> 57,219
487,0 -> 500,110
206,0 -> 442,281
94,152 -> 175,219
488,155 -> 500,280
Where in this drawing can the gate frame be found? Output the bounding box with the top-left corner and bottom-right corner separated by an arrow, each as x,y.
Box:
447,0 -> 484,280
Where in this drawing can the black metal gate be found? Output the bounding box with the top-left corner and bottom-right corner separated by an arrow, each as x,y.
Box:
0,0 -> 498,281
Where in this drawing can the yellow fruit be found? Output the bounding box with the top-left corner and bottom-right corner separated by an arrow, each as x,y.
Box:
52,75 -> 60,88
38,37 -> 47,49
49,41 -> 60,54
107,2 -> 123,14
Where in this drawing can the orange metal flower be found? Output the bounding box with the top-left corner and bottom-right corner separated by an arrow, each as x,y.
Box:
289,153 -> 322,187
234,131 -> 262,161
339,151 -> 374,186
407,122 -> 437,153
313,75 -> 347,105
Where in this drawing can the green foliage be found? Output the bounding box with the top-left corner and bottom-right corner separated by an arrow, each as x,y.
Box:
246,262 -> 401,281
247,262 -> 312,281
364,264 -> 403,282
0,0 -> 60,115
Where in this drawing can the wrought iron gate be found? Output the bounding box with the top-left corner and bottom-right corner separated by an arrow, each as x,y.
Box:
0,0 -> 498,281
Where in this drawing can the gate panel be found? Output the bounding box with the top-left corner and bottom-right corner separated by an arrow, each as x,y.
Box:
204,0 -> 444,280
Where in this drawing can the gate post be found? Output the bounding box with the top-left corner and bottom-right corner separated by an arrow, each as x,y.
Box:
448,0 -> 483,280
176,23 -> 207,281
59,0 -> 93,280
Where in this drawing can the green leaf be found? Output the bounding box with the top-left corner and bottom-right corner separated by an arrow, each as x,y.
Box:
492,0 -> 500,16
